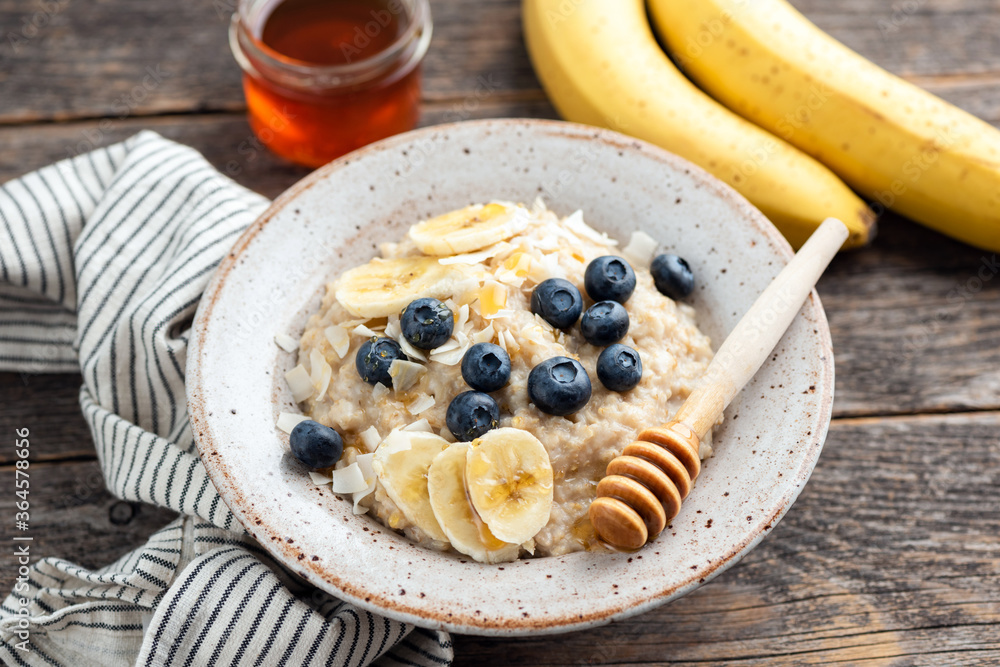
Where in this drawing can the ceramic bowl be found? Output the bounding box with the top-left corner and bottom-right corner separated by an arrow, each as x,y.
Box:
187,118 -> 834,636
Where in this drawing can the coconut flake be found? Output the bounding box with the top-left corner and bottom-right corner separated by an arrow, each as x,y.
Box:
403,418 -> 432,432
438,243 -> 509,265
520,324 -> 545,345
431,348 -> 465,366
352,453 -> 377,514
621,230 -> 659,269
496,329 -> 508,353
565,210 -> 617,245
472,323 -> 495,344
531,234 -> 560,252
276,411 -> 309,434
332,462 -> 368,494
485,309 -> 516,321
533,313 -> 555,332
398,336 -> 428,362
324,325 -> 351,359
309,348 -> 333,398
407,394 -> 435,414
525,256 -> 553,283
360,426 -> 381,452
389,359 -> 426,393
356,452 -> 375,480
353,494 -> 372,515
372,382 -> 390,401
430,333 -> 469,366
309,471 -> 332,486
385,314 -> 401,340
495,268 -> 526,288
285,365 -> 313,402
502,329 -> 519,353
274,333 -> 299,352
352,324 -> 380,338
431,337 -> 461,355
455,303 -> 470,332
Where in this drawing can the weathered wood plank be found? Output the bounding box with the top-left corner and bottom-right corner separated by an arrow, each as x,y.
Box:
1,0 -> 998,124
0,459 -> 178,593
0,0 -> 543,123
0,99 -> 559,198
453,412 -> 1000,666
0,373 -> 92,464
793,0 -> 1000,78
821,213 -> 1000,417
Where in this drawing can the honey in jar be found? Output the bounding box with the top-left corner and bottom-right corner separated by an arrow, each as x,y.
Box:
230,0 -> 432,167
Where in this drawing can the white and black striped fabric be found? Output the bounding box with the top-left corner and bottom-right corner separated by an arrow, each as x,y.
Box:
0,131 -> 454,667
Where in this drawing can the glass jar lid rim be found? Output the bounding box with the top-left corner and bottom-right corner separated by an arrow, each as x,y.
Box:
233,0 -> 431,80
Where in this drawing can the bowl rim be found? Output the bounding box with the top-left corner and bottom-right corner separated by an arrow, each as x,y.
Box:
187,117 -> 835,635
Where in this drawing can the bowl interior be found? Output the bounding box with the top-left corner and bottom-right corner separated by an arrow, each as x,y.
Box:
188,119 -> 834,635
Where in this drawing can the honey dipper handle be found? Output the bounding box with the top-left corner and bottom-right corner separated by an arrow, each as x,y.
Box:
674,218 -> 849,438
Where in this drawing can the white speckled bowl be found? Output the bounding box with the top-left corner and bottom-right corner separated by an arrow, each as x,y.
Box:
188,119 -> 834,636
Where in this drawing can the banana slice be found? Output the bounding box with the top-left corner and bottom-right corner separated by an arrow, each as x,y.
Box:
466,428 -> 554,544
427,443 -> 521,564
372,430 -> 451,543
409,203 -> 531,256
334,256 -> 471,319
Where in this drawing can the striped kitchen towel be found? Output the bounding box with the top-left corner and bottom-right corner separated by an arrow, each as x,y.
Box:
0,131 -> 453,667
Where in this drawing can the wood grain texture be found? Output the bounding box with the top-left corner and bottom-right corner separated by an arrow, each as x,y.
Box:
0,99 -> 558,199
0,0 -> 544,123
0,0 -> 998,123
0,373 -> 92,464
453,412 -> 1000,666
821,217 -> 1000,417
0,460 -> 178,593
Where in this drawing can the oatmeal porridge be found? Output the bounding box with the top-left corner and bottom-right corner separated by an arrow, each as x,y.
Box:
280,200 -> 717,562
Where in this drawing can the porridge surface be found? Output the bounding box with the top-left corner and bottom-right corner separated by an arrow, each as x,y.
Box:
295,202 -> 716,558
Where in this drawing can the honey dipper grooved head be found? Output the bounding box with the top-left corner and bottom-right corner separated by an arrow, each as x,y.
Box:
638,422 -> 701,482
607,455 -> 682,522
589,497 -> 648,550
591,421 -> 703,550
596,474 -> 667,537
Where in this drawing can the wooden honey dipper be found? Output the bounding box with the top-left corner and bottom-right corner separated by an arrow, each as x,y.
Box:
590,218 -> 849,550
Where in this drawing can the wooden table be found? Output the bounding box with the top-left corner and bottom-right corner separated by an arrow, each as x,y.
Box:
2,1 -> 998,664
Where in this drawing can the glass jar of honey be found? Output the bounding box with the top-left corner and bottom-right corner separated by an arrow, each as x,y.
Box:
230,0 -> 432,168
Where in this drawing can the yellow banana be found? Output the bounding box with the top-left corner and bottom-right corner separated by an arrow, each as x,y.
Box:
521,0 -> 875,249
649,0 -> 1000,252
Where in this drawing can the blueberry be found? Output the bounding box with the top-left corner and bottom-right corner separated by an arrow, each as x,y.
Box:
527,356 -> 592,416
289,420 -> 343,469
597,344 -> 643,392
400,297 -> 454,350
355,336 -> 407,386
530,278 -> 583,330
584,256 -> 636,303
650,254 -> 695,300
580,300 -> 630,347
446,390 -> 500,441
461,342 -> 511,393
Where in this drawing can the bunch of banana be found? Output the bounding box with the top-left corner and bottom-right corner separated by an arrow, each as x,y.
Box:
648,0 -> 1000,252
522,0 -> 875,249
373,427 -> 554,563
